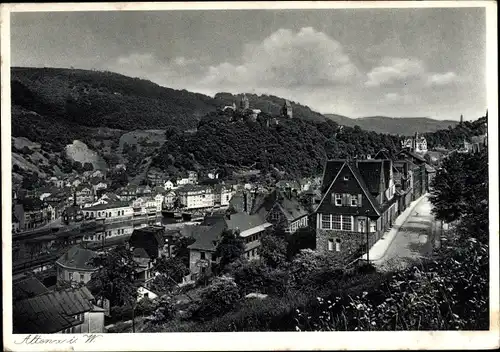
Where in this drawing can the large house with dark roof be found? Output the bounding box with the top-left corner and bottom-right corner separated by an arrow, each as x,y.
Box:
242,188 -> 309,233
56,245 -> 98,285
315,159 -> 399,261
13,286 -> 104,334
187,212 -> 273,281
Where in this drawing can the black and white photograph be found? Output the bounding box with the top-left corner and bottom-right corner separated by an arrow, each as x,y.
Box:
1,1 -> 498,351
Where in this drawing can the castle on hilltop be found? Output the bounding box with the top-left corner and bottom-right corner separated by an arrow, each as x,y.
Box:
401,132 -> 428,154
221,95 -> 294,124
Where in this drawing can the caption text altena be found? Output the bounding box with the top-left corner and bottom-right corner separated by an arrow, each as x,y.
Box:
14,334 -> 102,345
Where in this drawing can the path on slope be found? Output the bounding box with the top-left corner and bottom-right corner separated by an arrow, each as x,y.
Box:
373,197 -> 441,271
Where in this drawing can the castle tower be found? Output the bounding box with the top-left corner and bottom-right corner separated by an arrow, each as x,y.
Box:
240,94 -> 250,110
282,100 -> 293,118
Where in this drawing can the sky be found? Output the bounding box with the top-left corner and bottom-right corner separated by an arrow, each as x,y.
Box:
10,7 -> 487,120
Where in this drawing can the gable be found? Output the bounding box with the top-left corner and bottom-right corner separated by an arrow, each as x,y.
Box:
321,160 -> 345,193
317,162 -> 380,217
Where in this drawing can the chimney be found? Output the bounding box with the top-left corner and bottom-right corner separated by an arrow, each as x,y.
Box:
243,192 -> 248,213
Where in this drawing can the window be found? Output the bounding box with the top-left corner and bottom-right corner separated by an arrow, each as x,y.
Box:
321,214 -> 332,229
342,216 -> 353,231
370,220 -> 376,233
200,252 -> 206,260
332,215 -> 342,230
211,254 -> 217,261
80,273 -> 85,282
143,293 -> 149,299
335,194 -> 342,206
69,272 -> 73,281
351,195 -> 358,207
322,214 -> 353,231
270,212 -> 280,221
328,239 -> 334,251
335,239 -> 341,252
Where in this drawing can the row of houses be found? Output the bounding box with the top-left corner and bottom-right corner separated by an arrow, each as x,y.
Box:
314,148 -> 435,260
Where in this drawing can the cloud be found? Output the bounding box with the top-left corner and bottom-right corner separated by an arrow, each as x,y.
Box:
365,57 -> 425,87
426,71 -> 458,86
200,27 -> 360,88
383,92 -> 422,105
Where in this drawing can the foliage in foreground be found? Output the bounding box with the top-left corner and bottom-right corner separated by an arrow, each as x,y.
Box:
295,236 -> 488,331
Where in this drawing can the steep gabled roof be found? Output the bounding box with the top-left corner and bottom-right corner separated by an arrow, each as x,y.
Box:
345,162 -> 381,216
356,160 -> 383,195
321,160 -> 345,193
317,160 -> 381,217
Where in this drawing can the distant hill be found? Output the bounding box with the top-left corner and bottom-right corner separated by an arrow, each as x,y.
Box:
324,114 -> 459,136
11,67 -> 330,151
11,67 -> 224,150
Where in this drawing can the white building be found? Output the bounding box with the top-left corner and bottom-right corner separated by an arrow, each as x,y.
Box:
402,132 -> 428,154
83,201 -> 133,222
177,185 -> 214,210
154,193 -> 164,212
163,190 -> 177,209
132,197 -> 158,216
220,185 -> 235,206
164,180 -> 175,190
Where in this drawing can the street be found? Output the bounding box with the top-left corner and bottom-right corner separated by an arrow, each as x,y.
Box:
374,196 -> 442,271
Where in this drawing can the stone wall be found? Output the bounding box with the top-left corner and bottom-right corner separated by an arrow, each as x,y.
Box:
316,228 -> 378,262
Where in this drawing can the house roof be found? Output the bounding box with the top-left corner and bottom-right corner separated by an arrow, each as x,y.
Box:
13,276 -> 49,300
397,149 -> 426,163
356,160 -> 384,195
251,189 -> 309,222
225,212 -> 269,233
19,197 -> 46,211
321,160 -> 345,193
101,192 -> 121,202
13,286 -> 95,334
188,219 -> 227,252
129,226 -> 165,256
317,160 -> 381,217
275,193 -> 309,221
56,245 -> 97,271
84,201 -> 130,211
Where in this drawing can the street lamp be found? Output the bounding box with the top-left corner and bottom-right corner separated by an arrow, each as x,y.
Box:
365,209 -> 370,263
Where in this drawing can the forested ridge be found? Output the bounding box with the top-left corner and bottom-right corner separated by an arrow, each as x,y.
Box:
151,112 -> 402,179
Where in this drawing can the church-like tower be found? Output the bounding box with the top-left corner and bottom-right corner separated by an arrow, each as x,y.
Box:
282,100 -> 293,118
240,94 -> 250,110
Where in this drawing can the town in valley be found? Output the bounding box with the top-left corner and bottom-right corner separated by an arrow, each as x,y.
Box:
7,7 -> 491,336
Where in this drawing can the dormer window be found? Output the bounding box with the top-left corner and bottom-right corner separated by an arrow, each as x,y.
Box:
335,194 -> 342,206
351,195 -> 358,207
